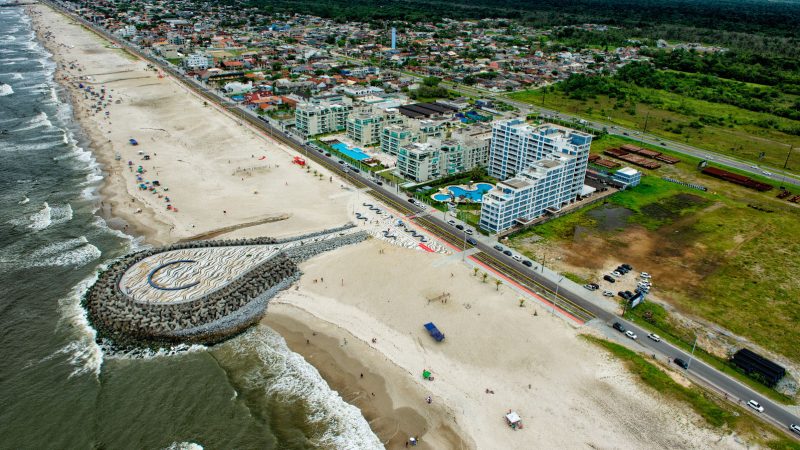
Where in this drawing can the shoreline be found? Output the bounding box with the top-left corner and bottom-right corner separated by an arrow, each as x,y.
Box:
28,5 -> 171,245
263,305 -> 470,450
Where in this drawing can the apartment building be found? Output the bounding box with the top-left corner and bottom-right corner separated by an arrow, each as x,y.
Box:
184,52 -> 213,69
295,100 -> 353,137
479,157 -> 579,233
488,119 -> 591,202
346,107 -> 404,146
380,124 -> 419,156
396,125 -> 491,182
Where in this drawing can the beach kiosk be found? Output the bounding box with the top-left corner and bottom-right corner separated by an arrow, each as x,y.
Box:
505,411 -> 523,430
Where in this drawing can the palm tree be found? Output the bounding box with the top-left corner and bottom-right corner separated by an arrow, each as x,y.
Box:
481,272 -> 488,283
473,267 -> 479,277
494,279 -> 502,291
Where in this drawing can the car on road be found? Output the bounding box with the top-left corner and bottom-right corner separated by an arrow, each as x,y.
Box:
762,171 -> 771,176
375,181 -> 383,186
338,160 -> 345,164
660,142 -> 667,146
623,132 -> 629,136
456,224 -> 464,230
673,358 -> 689,369
465,228 -> 474,235
522,260 -> 533,267
584,284 -> 597,291
503,250 -> 513,256
448,220 -> 456,226
602,290 -> 614,297
613,322 -> 626,332
747,400 -> 764,413
790,424 -> 800,435
493,244 -> 503,251
466,237 -> 478,245
625,330 -> 638,340
647,333 -> 661,342
603,275 -> 616,283
512,255 -> 522,262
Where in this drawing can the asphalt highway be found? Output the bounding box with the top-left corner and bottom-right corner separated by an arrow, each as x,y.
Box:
47,2 -> 800,439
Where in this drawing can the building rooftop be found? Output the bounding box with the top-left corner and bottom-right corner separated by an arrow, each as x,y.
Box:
501,178 -> 532,189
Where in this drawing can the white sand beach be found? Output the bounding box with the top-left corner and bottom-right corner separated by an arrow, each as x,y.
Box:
32,4 -> 751,449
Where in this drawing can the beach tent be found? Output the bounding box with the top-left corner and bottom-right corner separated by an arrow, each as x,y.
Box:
506,411 -> 523,429
422,370 -> 431,379
129,139 -> 138,146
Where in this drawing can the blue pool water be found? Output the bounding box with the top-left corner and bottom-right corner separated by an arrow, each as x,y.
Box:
331,142 -> 370,161
433,183 -> 494,202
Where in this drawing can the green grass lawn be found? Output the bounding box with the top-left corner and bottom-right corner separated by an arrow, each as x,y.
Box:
584,336 -> 800,449
509,88 -> 800,175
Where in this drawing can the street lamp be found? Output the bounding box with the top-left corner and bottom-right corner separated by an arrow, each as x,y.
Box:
553,275 -> 564,314
687,335 -> 698,370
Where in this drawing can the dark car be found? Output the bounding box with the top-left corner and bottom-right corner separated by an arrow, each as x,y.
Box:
351,168 -> 360,173
375,181 -> 383,186
618,291 -> 629,299
317,147 -> 324,153
456,224 -> 464,230
613,322 -> 626,332
522,260 -> 532,267
466,237 -> 478,245
325,152 -> 331,157
338,160 -> 345,164
589,283 -> 600,290
503,250 -> 512,256
603,275 -> 616,283
407,198 -> 415,203
621,263 -> 632,270
493,244 -> 503,251
674,358 -> 689,369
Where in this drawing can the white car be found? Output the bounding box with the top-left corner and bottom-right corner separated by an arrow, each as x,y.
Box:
640,272 -> 651,279
602,290 -> 614,297
762,171 -> 771,176
647,333 -> 661,342
625,330 -> 637,340
611,271 -> 623,277
447,220 -> 456,225
747,400 -> 764,413
465,228 -> 474,235
512,254 -> 522,262
790,424 -> 800,435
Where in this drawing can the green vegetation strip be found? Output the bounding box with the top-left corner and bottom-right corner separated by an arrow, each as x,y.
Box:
584,336 -> 800,450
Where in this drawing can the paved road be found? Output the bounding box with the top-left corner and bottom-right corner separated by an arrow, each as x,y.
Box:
48,2 -> 800,439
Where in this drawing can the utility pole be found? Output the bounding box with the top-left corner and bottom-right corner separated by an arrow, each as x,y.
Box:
687,335 -> 698,370
553,275 -> 564,314
783,144 -> 794,170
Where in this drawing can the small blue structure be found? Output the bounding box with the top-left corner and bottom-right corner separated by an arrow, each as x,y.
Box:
424,322 -> 445,342
129,138 -> 138,146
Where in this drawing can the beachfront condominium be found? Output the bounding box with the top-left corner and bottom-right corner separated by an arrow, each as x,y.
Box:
295,100 -> 353,137
488,119 -> 592,185
346,106 -> 404,146
480,157 -> 580,233
379,120 -> 445,156
396,125 -> 491,182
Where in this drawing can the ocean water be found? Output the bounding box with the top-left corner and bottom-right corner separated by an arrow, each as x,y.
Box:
0,4 -> 381,449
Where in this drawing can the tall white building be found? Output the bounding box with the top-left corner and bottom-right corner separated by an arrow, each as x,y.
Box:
479,120 -> 592,233
480,157 -> 579,233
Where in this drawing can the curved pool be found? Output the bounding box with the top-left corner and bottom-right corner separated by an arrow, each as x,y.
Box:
432,183 -> 494,203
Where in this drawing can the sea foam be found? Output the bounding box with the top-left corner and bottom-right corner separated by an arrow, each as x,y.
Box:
0,82 -> 13,96
228,327 -> 383,450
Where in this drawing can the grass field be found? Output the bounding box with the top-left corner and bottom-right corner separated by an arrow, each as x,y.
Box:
584,336 -> 800,450
509,87 -> 800,175
509,137 -> 800,375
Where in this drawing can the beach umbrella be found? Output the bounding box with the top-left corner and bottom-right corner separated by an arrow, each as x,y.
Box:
422,370 -> 431,379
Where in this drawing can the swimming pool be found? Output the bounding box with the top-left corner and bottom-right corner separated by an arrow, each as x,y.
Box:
432,183 -> 494,203
331,142 -> 370,161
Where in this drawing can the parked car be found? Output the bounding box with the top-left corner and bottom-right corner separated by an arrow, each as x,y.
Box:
625,330 -> 638,340
325,152 -> 331,157
611,271 -> 623,277
466,237 -> 478,245
465,228 -> 474,235
503,250 -> 512,256
338,160 -> 345,164
613,322 -> 626,332
456,224 -> 464,230
602,290 -> 614,297
603,275 -> 616,283
407,198 -> 415,203
589,283 -> 600,290
375,181 -> 383,186
747,400 -> 764,413
790,424 -> 800,435
512,255 -> 522,262
621,263 -> 632,270
493,244 -> 503,251
618,291 -> 630,299
522,260 -> 533,267
584,284 -> 598,291
448,220 -> 456,226
673,358 -> 689,369
647,333 -> 661,342
640,272 -> 651,279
